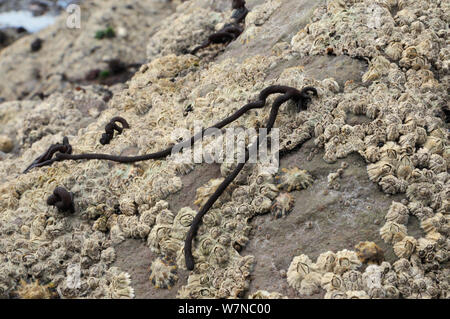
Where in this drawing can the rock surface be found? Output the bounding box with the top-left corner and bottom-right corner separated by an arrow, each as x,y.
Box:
0,0 -> 448,299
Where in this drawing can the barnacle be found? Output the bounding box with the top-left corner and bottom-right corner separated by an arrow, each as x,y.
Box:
334,250 -> 361,275
367,160 -> 396,182
299,272 -> 322,296
287,255 -> 315,290
379,221 -> 407,244
251,195 -> 272,216
379,175 -> 407,194
149,256 -> 178,289
362,56 -> 391,82
208,244 -> 229,267
106,268 -> 135,299
274,167 -> 314,192
15,279 -> 53,299
194,178 -> 231,208
270,192 -> 295,219
393,236 -> 417,259
315,251 -> 337,273
385,201 -> 409,225
420,213 -> 448,235
320,272 -> 343,292
100,247 -> 116,265
406,182 -> 435,204
171,207 -> 197,241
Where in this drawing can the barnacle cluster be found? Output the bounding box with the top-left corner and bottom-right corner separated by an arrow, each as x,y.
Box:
0,0 -> 448,300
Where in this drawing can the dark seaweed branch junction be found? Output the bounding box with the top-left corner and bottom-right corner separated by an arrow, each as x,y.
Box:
100,116 -> 130,145
23,85 -> 317,271
24,86 -> 316,167
184,86 -> 316,270
190,0 -> 249,55
23,136 -> 72,173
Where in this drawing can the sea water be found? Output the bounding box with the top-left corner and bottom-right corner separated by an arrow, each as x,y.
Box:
0,10 -> 57,33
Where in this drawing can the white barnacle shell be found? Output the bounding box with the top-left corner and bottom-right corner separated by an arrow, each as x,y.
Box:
412,148 -> 431,167
201,209 -> 222,228
100,247 -> 116,265
385,201 -> 409,225
342,270 -> 364,291
386,123 -> 400,141
423,136 -> 445,155
139,209 -> 157,227
397,153 -> 414,178
119,196 -> 137,216
148,224 -> 172,254
362,56 -> 391,82
323,124 -> 340,141
393,236 -> 417,259
379,221 -> 407,244
362,264 -> 383,291
334,249 -> 361,275
407,201 -> 434,222
362,146 -> 381,163
429,154 -> 446,174
110,224 -> 125,245
106,268 -> 134,299
287,254 -> 316,290
274,167 -> 314,192
420,213 -> 448,235
155,208 -> 175,226
30,214 -> 47,240
406,182 -> 434,204
251,195 -> 272,216
85,231 -> 106,256
299,272 -> 322,296
208,244 -> 229,267
270,192 -> 295,219
385,41 -> 403,60
320,272 -> 343,292
321,78 -> 340,93
379,175 -> 407,194
171,207 -> 196,240
315,251 -> 337,273
416,238 -> 436,259
257,183 -> 279,200
198,236 -> 214,256
367,160 -> 396,182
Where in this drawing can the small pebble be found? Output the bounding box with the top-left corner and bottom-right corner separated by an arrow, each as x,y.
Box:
31,38 -> 43,52
341,161 -> 349,169
0,135 -> 13,153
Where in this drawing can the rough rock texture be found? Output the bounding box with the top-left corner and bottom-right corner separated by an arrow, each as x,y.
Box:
0,0 -> 448,299
0,0 -> 174,101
